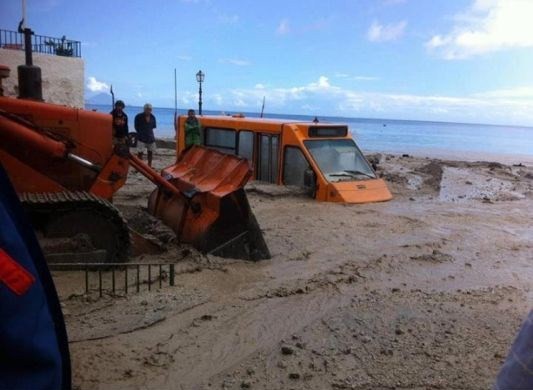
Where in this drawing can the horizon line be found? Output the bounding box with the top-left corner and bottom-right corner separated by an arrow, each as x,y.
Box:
85,102 -> 533,130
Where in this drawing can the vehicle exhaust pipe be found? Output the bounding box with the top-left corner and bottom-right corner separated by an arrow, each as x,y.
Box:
17,21 -> 43,101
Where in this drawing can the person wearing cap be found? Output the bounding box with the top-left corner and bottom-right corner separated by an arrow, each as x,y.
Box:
110,100 -> 128,145
134,103 -> 157,167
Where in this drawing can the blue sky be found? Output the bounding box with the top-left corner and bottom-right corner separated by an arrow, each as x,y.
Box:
2,0 -> 533,125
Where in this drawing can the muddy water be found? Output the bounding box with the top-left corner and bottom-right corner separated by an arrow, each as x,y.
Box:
59,153 -> 533,390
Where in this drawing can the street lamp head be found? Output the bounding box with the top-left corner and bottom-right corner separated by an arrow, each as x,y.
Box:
196,70 -> 205,83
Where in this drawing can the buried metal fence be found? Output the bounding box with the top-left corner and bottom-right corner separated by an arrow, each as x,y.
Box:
49,263 -> 176,297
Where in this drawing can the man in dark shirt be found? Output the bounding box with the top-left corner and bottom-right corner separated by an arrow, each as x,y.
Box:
134,103 -> 157,167
110,100 -> 128,144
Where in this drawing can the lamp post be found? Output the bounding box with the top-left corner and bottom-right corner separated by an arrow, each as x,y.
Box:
196,70 -> 204,116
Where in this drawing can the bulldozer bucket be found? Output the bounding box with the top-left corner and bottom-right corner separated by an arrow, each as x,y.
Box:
146,146 -> 270,261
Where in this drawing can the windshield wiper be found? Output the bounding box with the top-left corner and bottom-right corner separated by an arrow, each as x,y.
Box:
328,170 -> 375,180
329,172 -> 353,177
329,169 -> 376,179
343,170 -> 375,179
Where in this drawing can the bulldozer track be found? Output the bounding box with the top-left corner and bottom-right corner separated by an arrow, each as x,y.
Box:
20,191 -> 131,262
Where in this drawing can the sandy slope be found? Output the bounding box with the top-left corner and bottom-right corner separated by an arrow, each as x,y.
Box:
52,150 -> 533,390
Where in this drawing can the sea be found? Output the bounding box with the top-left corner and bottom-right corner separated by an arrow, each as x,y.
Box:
87,104 -> 533,163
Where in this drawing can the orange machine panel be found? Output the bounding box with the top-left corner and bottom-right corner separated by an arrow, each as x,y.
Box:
0,96 -> 114,193
148,146 -> 253,245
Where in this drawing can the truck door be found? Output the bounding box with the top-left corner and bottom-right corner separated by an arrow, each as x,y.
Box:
257,134 -> 279,183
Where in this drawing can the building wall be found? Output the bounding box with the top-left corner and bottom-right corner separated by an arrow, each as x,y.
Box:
0,48 -> 84,107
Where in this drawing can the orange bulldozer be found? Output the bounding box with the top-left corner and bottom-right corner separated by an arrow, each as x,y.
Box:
0,32 -> 269,262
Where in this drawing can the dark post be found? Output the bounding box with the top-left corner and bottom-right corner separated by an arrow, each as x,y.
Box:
85,265 -> 89,294
17,24 -> 43,100
169,264 -> 175,286
111,268 -> 116,294
124,266 -> 128,294
23,28 -> 33,66
196,70 -> 204,116
98,269 -> 103,297
199,82 -> 202,115
136,265 -> 140,293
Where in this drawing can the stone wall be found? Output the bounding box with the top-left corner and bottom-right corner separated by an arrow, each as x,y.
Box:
0,48 -> 84,107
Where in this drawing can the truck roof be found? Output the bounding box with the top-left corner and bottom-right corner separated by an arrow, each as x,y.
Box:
180,114 -> 346,127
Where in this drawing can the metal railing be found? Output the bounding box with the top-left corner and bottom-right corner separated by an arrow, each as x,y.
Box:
50,262 -> 176,297
0,29 -> 81,57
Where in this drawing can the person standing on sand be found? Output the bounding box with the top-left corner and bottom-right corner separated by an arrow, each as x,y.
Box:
134,103 -> 157,167
110,100 -> 128,145
184,109 -> 201,148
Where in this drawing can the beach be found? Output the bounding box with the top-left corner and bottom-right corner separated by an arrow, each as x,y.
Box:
3,0 -> 533,387
50,147 -> 533,390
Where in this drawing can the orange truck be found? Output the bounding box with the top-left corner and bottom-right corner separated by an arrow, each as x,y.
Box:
176,115 -> 392,203
0,28 -> 270,262
0,96 -> 270,261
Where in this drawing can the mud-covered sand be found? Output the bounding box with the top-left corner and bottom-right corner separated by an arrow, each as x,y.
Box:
52,149 -> 533,390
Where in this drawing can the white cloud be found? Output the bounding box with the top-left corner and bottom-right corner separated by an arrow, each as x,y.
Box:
212,93 -> 223,105
234,98 -> 247,107
178,90 -> 199,106
177,55 -> 192,61
213,76 -> 533,125
219,58 -> 251,66
225,76 -> 338,108
367,20 -> 407,42
334,73 -> 379,81
474,86 -> 533,99
311,76 -> 331,89
86,76 -> 109,92
275,17 -> 332,36
427,0 -> 533,59
276,19 -> 290,35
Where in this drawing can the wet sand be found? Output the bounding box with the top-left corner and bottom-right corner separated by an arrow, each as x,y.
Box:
53,149 -> 533,390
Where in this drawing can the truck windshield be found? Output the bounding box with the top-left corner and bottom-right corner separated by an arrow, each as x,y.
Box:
304,139 -> 376,182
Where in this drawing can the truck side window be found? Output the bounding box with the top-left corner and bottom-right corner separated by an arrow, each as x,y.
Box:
283,147 -> 309,187
258,134 -> 279,183
238,131 -> 254,161
205,127 -> 236,154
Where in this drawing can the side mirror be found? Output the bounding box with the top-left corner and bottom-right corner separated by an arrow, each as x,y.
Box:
303,168 -> 317,198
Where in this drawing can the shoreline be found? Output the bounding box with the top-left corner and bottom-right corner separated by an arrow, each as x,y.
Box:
363,147 -> 533,166
86,104 -> 533,130
154,137 -> 533,166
